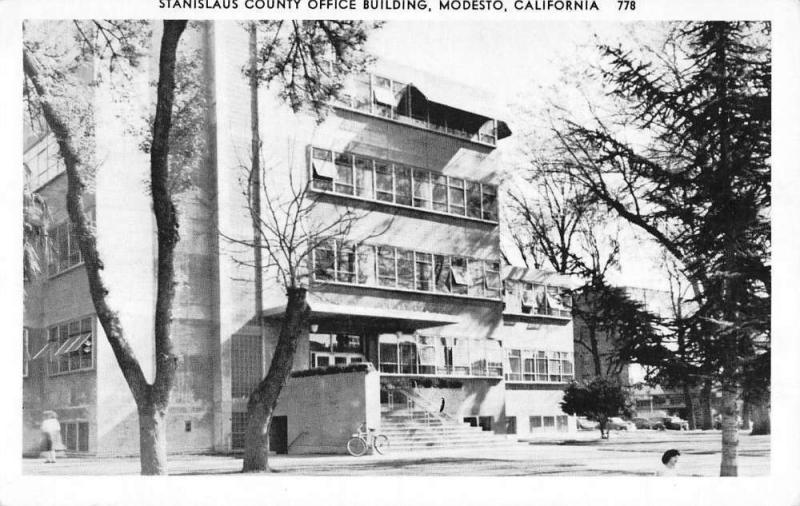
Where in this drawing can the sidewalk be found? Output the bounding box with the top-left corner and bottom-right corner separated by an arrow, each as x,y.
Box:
22,431 -> 769,476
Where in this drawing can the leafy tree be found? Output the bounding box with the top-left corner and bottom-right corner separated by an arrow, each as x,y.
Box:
561,377 -> 631,439
238,20 -> 380,473
23,20 -> 189,475
551,22 -> 770,475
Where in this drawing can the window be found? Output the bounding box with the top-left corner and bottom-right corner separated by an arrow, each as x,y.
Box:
394,166 -> 412,206
231,334 -> 262,398
543,416 -> 555,429
23,328 -> 30,378
309,333 -> 365,369
334,152 -> 354,195
336,243 -> 356,283
60,421 -> 90,452
396,249 -> 414,289
507,349 -> 521,381
504,280 -> 572,318
468,259 -> 485,297
355,156 -> 374,198
432,175 -> 448,212
311,148 -> 335,191
415,252 -> 432,291
464,417 -> 478,427
484,261 -> 501,298
378,246 -> 397,287
49,317 -> 93,375
47,221 -> 84,276
378,334 -> 502,378
24,134 -> 65,190
434,255 -> 450,292
466,182 -> 482,219
231,412 -> 247,449
356,244 -> 376,285
535,351 -> 548,382
505,416 -> 517,435
530,416 -> 542,431
481,185 -> 498,221
378,333 -> 399,373
308,147 -> 499,222
556,415 -> 569,432
450,257 -> 469,295
478,416 -> 493,432
413,169 -> 431,209
417,335 -> 437,374
448,177 -> 466,215
312,242 -> 335,281
375,162 -> 394,202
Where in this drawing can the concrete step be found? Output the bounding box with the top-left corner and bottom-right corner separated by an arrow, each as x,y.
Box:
387,439 -> 521,451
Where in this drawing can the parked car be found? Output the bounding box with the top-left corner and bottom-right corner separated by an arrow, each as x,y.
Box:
607,417 -> 637,431
577,416 -> 599,431
662,416 -> 690,430
632,417 -> 666,430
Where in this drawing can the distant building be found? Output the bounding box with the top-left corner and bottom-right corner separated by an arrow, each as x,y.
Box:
23,21 -> 578,458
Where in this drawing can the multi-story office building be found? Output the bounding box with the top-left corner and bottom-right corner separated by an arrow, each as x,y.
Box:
22,21 -> 577,457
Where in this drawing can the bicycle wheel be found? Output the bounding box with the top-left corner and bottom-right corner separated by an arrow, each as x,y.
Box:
347,437 -> 368,457
372,434 -> 389,455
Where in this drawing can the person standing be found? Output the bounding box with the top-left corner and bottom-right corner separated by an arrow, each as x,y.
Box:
658,449 -> 680,476
40,410 -> 60,463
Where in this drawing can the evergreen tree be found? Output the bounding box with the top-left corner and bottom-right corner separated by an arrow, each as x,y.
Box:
553,21 -> 770,476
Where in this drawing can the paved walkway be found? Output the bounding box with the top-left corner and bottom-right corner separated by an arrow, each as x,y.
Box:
22,430 -> 769,476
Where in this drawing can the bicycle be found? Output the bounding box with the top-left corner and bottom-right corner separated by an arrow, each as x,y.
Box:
346,423 -> 389,456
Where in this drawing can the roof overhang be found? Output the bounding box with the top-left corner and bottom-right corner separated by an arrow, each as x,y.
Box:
262,300 -> 460,334
403,83 -> 512,140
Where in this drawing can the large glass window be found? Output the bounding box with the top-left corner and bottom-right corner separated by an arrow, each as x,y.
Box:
355,156 -> 374,198
378,333 -> 398,373
394,165 -> 412,206
396,249 -> 415,289
377,246 -> 397,287
47,221 -> 84,276
481,185 -> 498,221
448,177 -> 466,216
450,257 -> 469,295
412,169 -> 431,209
415,252 -> 432,291
356,244 -> 376,285
375,162 -> 394,202
334,152 -> 354,195
311,148 -> 334,191
466,182 -> 482,219
432,174 -> 448,212
468,259 -> 485,298
484,261 -> 501,298
506,349 -> 573,383
312,242 -> 335,281
337,243 -> 356,283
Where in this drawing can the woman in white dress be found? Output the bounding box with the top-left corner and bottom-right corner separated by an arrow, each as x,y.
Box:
40,410 -> 60,463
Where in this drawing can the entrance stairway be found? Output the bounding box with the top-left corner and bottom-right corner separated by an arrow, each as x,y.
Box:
380,389 -> 521,452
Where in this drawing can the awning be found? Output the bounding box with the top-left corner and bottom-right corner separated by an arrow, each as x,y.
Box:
312,159 -> 336,179
262,300 -> 459,333
373,87 -> 399,106
54,336 -> 82,356
403,82 -> 512,140
503,266 -> 582,290
63,332 -> 91,354
30,343 -> 52,360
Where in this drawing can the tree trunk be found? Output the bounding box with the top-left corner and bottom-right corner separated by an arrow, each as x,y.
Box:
242,287 -> 309,472
138,406 -> 168,475
749,396 -> 770,435
719,387 -> 739,476
682,383 -> 696,430
701,379 -> 713,430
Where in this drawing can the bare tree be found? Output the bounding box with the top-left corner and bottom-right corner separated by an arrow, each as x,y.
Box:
227,20 -> 379,473
23,20 -> 189,475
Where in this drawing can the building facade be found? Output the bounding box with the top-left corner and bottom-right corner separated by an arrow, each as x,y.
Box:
22,21 -> 576,457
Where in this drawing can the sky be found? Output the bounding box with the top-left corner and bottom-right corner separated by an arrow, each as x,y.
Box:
365,20 -> 673,291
